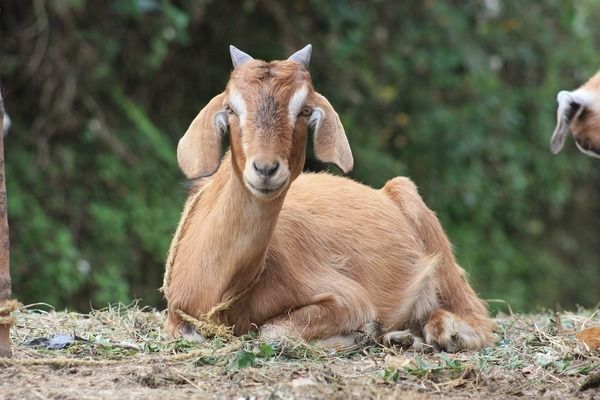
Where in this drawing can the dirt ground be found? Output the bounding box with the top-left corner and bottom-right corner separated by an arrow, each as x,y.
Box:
1,305 -> 599,399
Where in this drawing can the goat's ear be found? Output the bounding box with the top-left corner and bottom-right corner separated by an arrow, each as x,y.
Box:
550,90 -> 590,154
310,92 -> 353,173
177,93 -> 228,178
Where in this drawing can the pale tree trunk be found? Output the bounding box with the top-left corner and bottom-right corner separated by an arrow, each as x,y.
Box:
0,92 -> 13,357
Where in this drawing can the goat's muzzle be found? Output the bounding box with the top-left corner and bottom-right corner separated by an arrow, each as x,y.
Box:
243,157 -> 290,200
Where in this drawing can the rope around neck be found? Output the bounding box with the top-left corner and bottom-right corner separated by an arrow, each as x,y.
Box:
162,181 -> 268,340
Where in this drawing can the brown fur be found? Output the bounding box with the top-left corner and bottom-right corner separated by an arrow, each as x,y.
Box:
571,72 -> 600,153
164,55 -> 495,351
552,70 -> 600,156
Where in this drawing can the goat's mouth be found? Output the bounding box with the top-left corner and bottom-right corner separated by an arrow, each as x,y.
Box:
244,177 -> 289,199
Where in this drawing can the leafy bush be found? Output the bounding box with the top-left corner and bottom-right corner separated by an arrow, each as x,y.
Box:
1,0 -> 599,311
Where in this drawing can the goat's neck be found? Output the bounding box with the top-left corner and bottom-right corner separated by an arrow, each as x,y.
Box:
185,153 -> 284,305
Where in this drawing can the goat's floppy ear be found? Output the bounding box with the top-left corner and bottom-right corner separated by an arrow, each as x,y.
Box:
177,93 -> 228,178
309,93 -> 353,173
550,90 -> 590,154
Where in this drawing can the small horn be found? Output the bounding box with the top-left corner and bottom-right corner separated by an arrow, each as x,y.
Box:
287,44 -> 312,69
229,45 -> 254,68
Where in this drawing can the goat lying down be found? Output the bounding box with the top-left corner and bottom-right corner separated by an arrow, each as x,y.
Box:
550,70 -> 600,158
163,45 -> 496,351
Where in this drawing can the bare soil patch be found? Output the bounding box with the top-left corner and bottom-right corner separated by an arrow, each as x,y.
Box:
1,304 -> 599,399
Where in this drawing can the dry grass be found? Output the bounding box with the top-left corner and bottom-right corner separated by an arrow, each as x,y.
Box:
1,303 -> 599,399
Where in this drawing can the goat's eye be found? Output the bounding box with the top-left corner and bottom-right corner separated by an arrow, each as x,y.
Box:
299,106 -> 312,117
224,104 -> 236,115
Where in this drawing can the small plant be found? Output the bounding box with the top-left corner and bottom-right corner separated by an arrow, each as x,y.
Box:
230,349 -> 257,369
380,367 -> 400,383
257,342 -> 275,358
228,342 -> 277,369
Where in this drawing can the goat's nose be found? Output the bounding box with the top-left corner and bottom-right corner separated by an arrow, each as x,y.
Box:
253,160 -> 280,177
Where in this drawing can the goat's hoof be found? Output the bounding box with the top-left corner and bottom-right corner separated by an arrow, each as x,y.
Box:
361,321 -> 382,339
382,330 -> 415,349
427,336 -> 463,353
179,323 -> 207,343
423,309 -> 486,352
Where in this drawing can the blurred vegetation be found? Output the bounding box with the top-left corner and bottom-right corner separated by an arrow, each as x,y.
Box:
1,0 -> 599,312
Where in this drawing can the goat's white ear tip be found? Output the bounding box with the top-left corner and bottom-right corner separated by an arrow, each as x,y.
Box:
557,90 -> 571,103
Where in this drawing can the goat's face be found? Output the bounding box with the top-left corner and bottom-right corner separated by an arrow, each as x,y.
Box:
177,45 -> 353,200
550,71 -> 600,158
224,59 -> 313,199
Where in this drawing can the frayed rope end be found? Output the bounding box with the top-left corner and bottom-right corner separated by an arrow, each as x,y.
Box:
175,308 -> 235,341
0,300 -> 22,327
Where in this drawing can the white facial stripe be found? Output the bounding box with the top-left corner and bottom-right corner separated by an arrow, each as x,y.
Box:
229,88 -> 247,126
288,85 -> 308,126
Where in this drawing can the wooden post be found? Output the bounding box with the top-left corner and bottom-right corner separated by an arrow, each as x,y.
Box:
0,91 -> 14,357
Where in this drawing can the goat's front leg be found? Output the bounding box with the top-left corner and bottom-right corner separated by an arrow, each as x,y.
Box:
260,290 -> 378,350
163,307 -> 208,343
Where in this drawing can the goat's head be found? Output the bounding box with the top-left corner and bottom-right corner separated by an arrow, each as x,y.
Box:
177,45 -> 353,200
550,70 -> 600,158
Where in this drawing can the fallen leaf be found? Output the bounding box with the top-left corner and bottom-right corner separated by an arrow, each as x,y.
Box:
25,334 -> 89,350
576,327 -> 600,351
25,337 -> 50,347
47,334 -> 79,350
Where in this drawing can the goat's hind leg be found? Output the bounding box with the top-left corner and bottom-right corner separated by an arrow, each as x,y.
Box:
422,308 -> 495,352
383,176 -> 496,352
383,311 -> 495,353
260,289 -> 378,351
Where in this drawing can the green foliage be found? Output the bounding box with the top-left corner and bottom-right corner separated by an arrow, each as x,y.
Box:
231,349 -> 257,369
380,367 -> 400,383
257,342 -> 276,358
381,353 -> 467,383
229,342 -> 275,369
1,0 -> 600,310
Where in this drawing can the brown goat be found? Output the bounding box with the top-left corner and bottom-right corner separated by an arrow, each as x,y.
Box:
163,45 -> 496,351
550,70 -> 600,158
